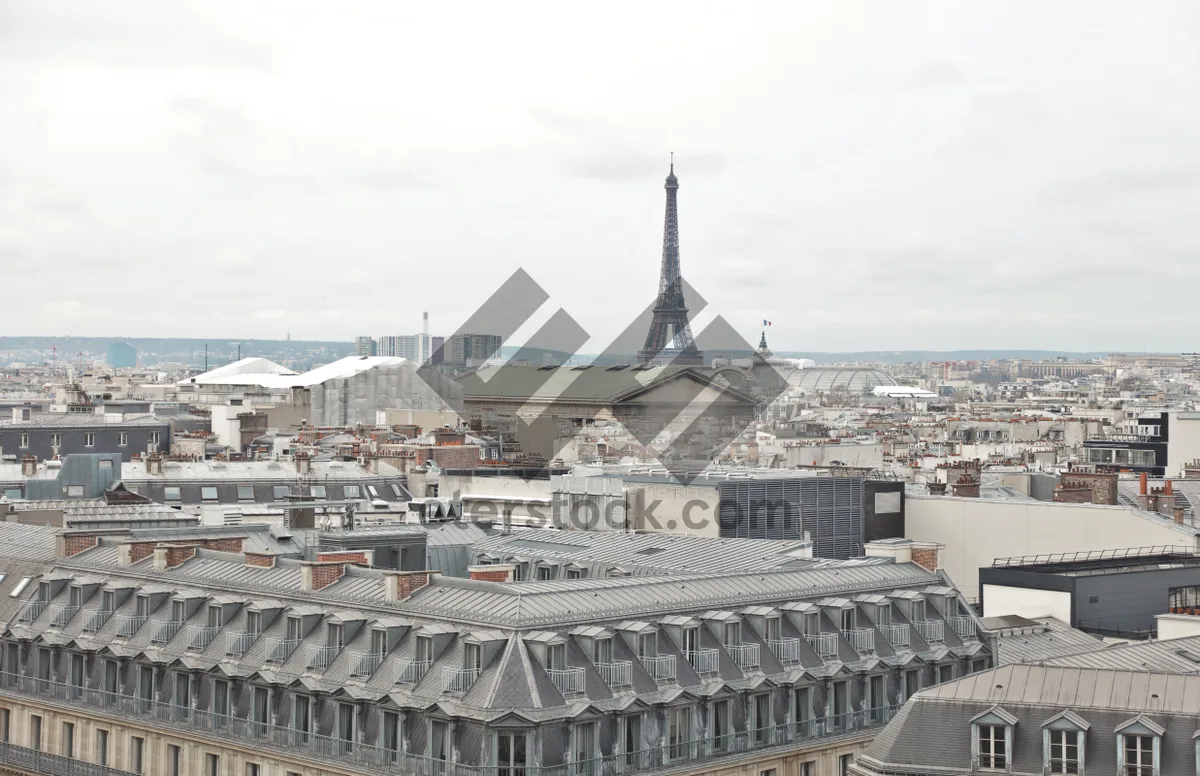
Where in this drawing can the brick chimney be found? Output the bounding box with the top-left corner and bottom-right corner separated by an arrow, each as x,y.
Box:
294,451 -> 311,476
301,561 -> 346,591
145,453 -> 163,476
469,564 -> 516,582
950,473 -> 980,498
245,552 -> 277,568
927,481 -> 947,496
1140,472 -> 1148,496
317,551 -> 372,567
153,543 -> 198,571
20,455 -> 36,477
56,533 -> 99,558
385,570 -> 439,600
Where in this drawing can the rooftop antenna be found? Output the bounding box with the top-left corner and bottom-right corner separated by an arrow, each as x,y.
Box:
670,151 -> 674,173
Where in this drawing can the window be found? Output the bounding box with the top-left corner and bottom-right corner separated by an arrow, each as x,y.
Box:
164,487 -> 181,503
208,604 -> 223,628
972,658 -> 988,674
667,707 -> 691,761
131,736 -> 144,775
592,637 -> 612,665
537,565 -> 554,581
253,687 -> 269,737
311,485 -> 327,499
96,729 -> 109,767
176,672 -> 191,708
938,663 -> 954,684
286,616 -> 302,642
1048,729 -> 1080,774
293,695 -> 311,743
273,485 -> 290,501
417,635 -> 434,665
237,486 -> 255,502
800,764 -> 815,776
575,721 -> 596,772
18,433 -> 28,448
565,568 -> 581,580
546,643 -> 566,671
794,687 -> 812,735
171,599 -> 185,623
103,660 -> 118,704
761,770 -> 776,776
0,708 -> 8,743
390,483 -> 404,498
840,608 -> 855,631
67,485 -> 84,497
101,589 -> 115,613
30,714 -> 41,751
978,724 -> 1008,769
201,486 -> 219,502
50,433 -> 61,447
682,626 -> 699,656
371,629 -> 388,657
1122,735 -> 1153,775
9,577 -> 30,598
344,485 -> 361,499
168,744 -> 181,776
61,721 -> 74,758
711,699 -> 729,752
383,711 -> 400,762
832,680 -> 849,729
431,720 -> 449,772
868,674 -> 885,721
246,765 -> 260,776
875,604 -> 892,627
764,616 -> 781,642
206,753 -> 220,776
337,703 -> 355,753
465,642 -> 482,672
366,485 -> 380,499
752,692 -> 770,744
839,754 -> 854,776
498,731 -> 527,776
136,594 -> 149,616
247,610 -> 262,636
905,668 -> 922,699
150,432 -> 161,446
118,432 -> 128,446
1170,584 -> 1200,612
328,622 -> 344,650
637,633 -> 656,659
723,621 -> 741,646
84,433 -> 95,447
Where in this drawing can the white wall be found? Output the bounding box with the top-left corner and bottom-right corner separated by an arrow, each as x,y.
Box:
1155,613 -> 1200,640
1168,412 -> 1200,477
907,495 -> 1198,602
982,584 -> 1072,622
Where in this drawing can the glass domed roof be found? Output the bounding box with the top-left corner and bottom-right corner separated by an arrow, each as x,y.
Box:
791,367 -> 898,393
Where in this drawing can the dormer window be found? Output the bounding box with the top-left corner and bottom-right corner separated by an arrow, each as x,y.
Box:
546,643 -> 565,671
1042,710 -> 1088,775
101,590 -> 115,613
802,613 -> 819,637
68,586 -> 82,607
247,611 -> 262,636
207,605 -> 222,628
286,616 -> 302,642
537,566 -> 553,581
682,626 -> 699,654
875,603 -> 892,627
722,622 -> 741,646
592,637 -> 612,665
37,582 -> 50,602
1116,715 -> 1162,776
136,595 -> 149,617
840,608 -> 855,632
464,642 -> 482,672
764,617 -> 781,642
416,635 -> 434,665
170,600 -> 185,622
370,629 -> 388,657
971,706 -> 1017,773
637,633 -> 656,659
328,623 -> 343,650
913,599 -> 926,621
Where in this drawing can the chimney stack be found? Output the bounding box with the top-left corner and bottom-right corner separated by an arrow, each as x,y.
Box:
386,570 -> 439,600
469,564 -> 516,582
152,543 -> 198,571
1165,478 -> 1174,496
294,451 -> 311,476
145,453 -> 163,476
301,561 -> 346,591
1140,472 -> 1148,495
20,455 -> 36,477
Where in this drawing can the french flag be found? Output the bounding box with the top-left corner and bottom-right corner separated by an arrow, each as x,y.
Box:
763,319 -> 772,327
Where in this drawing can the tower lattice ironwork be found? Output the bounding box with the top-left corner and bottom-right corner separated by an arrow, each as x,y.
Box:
638,158 -> 703,366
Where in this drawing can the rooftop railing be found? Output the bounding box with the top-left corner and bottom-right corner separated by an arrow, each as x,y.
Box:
0,669 -> 901,776
879,624 -> 909,649
225,631 -> 256,657
307,645 -> 341,670
150,620 -> 183,645
18,600 -> 49,624
595,661 -> 632,688
394,659 -> 431,686
948,616 -> 978,642
913,620 -> 944,644
81,609 -> 113,634
265,637 -> 300,665
640,654 -> 676,682
546,667 -> 585,697
47,604 -> 80,629
806,633 -> 839,659
350,651 -> 386,679
684,649 -> 719,675
724,643 -> 760,670
767,638 -> 801,664
846,628 -> 875,653
113,614 -> 146,639
441,667 -> 479,694
187,625 -> 218,651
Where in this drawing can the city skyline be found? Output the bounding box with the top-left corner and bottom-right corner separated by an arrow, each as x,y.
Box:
3,2 -> 1199,351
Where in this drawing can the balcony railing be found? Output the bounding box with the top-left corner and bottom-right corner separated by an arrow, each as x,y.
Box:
685,649 -> 719,675
806,633 -> 839,659
19,600 -> 49,623
225,631 -> 256,657
0,669 -> 902,776
47,604 -> 80,629
114,614 -> 146,638
596,660 -> 632,687
546,667 -> 585,696
350,651 -> 386,678
846,628 -> 875,653
767,638 -> 801,664
441,666 -> 480,694
394,659 -> 431,685
188,625 -> 218,651
265,637 -> 300,664
151,620 -> 183,645
914,619 -> 945,644
640,654 -> 676,682
878,624 -> 909,648
724,643 -> 760,670
82,609 -> 113,634
307,645 -> 341,670
948,616 -> 978,641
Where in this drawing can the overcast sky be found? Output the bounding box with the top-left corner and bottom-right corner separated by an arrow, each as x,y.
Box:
2,1 -> 1199,353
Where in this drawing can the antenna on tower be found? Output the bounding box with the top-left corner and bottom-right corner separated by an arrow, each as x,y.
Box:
669,151 -> 674,173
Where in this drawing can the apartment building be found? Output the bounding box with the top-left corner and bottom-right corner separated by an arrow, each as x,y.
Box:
0,523 -> 991,776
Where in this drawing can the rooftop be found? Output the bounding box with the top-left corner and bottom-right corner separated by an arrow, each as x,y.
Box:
179,355 -> 416,389
0,413 -> 168,428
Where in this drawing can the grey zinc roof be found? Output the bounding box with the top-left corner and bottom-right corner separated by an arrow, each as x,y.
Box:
0,413 -> 168,428
468,529 -> 818,576
1038,634 -> 1200,673
0,523 -> 57,562
986,615 -> 1105,665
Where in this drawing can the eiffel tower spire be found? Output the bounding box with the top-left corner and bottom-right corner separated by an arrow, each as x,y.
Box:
638,156 -> 703,366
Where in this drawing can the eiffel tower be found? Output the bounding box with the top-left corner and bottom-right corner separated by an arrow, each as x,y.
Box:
638,157 -> 704,366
